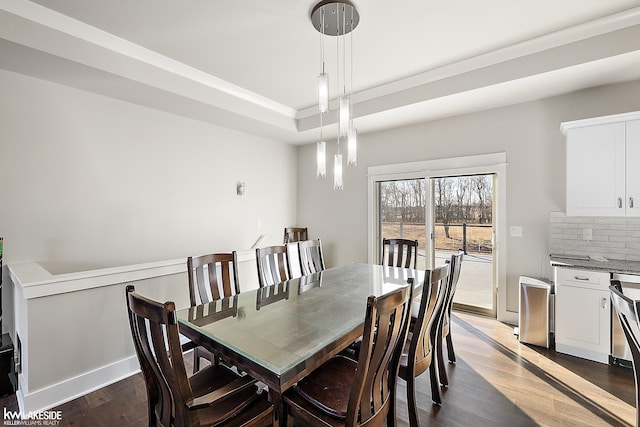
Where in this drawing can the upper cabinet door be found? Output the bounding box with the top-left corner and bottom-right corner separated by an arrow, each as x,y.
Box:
626,120 -> 640,216
566,122 -> 625,216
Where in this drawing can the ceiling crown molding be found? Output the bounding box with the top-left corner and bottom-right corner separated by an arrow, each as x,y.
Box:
2,0 -> 640,144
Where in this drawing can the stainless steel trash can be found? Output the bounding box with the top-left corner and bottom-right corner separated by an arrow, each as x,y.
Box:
518,276 -> 554,348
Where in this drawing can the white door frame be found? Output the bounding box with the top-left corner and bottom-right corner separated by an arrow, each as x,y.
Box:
367,152 -> 511,322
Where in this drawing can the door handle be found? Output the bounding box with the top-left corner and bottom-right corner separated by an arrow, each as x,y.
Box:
631,197 -> 635,209
619,197 -> 623,208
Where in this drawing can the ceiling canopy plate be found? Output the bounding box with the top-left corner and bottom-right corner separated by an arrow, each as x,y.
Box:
311,1 -> 360,36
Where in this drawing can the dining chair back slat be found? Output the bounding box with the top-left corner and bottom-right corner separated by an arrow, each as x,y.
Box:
284,227 -> 308,244
298,239 -> 326,276
382,238 -> 419,269
187,252 -> 240,306
256,245 -> 291,287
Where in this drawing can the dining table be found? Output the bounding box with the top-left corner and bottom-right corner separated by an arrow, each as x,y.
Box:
176,262 -> 425,426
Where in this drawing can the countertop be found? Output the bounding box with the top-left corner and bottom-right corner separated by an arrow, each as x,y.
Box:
550,255 -> 640,276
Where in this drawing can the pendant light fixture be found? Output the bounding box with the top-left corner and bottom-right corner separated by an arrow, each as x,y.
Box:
311,0 -> 359,189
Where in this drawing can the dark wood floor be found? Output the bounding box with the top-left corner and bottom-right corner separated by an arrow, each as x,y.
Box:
1,311 -> 635,426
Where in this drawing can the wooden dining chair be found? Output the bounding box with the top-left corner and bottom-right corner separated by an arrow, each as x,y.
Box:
610,281 -> 640,427
256,245 -> 291,287
187,252 -> 240,306
125,285 -> 273,427
282,283 -> 413,427
397,265 -> 449,425
436,251 -> 464,387
298,239 -> 326,276
382,238 -> 419,268
283,227 -> 308,244
186,252 -> 240,373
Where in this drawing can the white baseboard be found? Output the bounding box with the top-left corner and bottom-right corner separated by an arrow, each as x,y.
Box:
17,355 -> 140,414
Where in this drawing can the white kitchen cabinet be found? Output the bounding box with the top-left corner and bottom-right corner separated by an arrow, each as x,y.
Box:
626,119 -> 640,214
554,268 -> 610,364
561,112 -> 640,216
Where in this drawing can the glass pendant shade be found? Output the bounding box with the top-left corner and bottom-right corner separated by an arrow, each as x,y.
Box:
339,96 -> 350,137
312,0 -> 359,190
317,141 -> 327,178
333,154 -> 343,190
318,73 -> 329,113
347,127 -> 357,166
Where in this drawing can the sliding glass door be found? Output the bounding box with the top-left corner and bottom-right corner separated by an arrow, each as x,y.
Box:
377,178 -> 428,270
431,174 -> 495,316
374,173 -> 496,316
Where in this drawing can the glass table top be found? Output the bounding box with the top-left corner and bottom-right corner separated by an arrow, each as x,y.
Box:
176,263 -> 423,377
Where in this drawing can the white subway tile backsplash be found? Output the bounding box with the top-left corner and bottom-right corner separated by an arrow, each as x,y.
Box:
572,217 -> 596,224
610,236 -> 637,243
549,211 -> 640,261
599,230 -> 626,237
556,232 -> 579,240
611,224 -> 630,231
595,217 -> 626,225
556,222 -> 579,229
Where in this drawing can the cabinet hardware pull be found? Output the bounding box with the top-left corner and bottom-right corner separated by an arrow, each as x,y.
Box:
619,197 -> 623,208
574,276 -> 589,281
631,197 -> 635,208
602,297 -> 607,309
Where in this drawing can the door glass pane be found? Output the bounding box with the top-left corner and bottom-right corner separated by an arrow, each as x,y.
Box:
433,175 -> 495,313
378,179 -> 427,270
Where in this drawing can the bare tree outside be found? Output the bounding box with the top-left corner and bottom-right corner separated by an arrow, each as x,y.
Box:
381,175 -> 493,255
379,174 -> 495,312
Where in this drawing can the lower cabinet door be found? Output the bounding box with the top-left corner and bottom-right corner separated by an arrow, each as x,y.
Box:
555,284 -> 610,363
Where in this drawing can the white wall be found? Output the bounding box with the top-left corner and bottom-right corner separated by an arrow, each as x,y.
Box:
0,69 -> 297,270
12,267 -> 190,412
0,69 -> 297,337
297,79 -> 640,314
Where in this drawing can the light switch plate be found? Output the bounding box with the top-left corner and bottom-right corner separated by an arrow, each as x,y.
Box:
510,226 -> 523,237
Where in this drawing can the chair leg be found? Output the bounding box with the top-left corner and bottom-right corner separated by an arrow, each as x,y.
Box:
193,347 -> 201,374
429,361 -> 442,405
146,395 -> 156,427
387,384 -> 397,427
446,332 -> 456,363
406,376 -> 420,427
634,367 -> 640,427
437,336 -> 448,387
